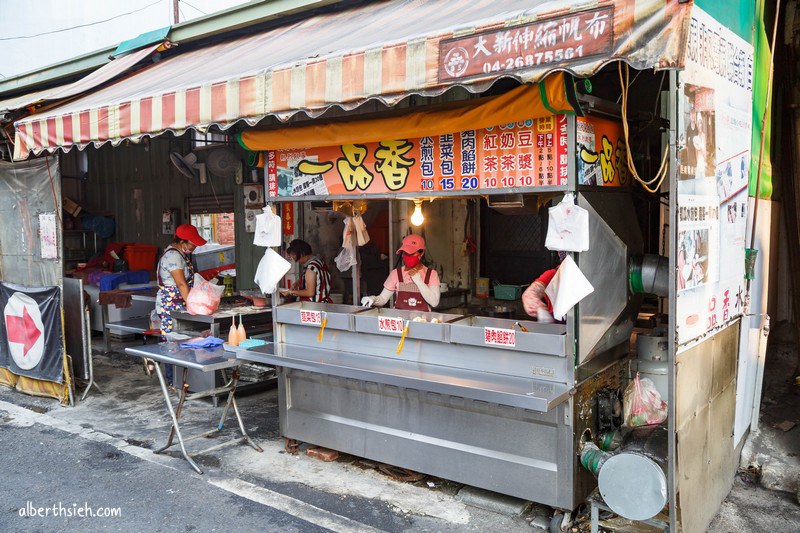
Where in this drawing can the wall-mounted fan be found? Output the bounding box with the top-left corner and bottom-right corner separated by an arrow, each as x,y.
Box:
169,152 -> 207,183
206,148 -> 243,183
170,148 -> 243,184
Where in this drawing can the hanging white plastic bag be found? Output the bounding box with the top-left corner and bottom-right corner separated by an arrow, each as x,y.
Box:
353,214 -> 370,246
253,207 -> 282,247
545,193 -> 590,252
186,273 -> 225,315
336,217 -> 358,271
334,247 -> 355,271
544,255 -> 594,320
254,248 -> 291,294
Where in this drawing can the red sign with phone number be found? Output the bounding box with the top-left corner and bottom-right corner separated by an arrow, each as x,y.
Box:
438,6 -> 614,82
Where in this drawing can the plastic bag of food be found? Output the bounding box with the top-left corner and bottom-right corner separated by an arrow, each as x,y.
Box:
186,273 -> 224,315
623,372 -> 668,427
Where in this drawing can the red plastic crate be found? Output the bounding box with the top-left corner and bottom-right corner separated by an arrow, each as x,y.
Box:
123,244 -> 159,272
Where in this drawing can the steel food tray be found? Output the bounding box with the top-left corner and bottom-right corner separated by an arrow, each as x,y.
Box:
448,315 -> 567,356
354,308 -> 464,342
275,301 -> 364,331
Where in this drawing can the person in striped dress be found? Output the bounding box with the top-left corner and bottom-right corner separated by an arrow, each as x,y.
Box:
281,239 -> 333,303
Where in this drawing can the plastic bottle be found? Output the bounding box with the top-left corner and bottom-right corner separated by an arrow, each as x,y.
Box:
227,316 -> 239,346
237,314 -> 247,343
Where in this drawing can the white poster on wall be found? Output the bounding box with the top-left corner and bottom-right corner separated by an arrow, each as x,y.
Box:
38,213 -> 58,260
676,7 -> 753,346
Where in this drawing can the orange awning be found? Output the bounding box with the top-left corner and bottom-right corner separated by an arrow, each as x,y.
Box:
238,73 -> 581,151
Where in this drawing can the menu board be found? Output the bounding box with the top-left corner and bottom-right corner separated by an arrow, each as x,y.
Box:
267,115 -> 569,198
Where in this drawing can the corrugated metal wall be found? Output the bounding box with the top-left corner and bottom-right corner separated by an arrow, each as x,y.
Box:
83,134 -> 259,289
0,157 -> 62,286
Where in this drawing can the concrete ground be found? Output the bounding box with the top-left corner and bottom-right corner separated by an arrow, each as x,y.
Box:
709,324 -> 800,533
1,331 -> 799,532
1,344 -> 538,532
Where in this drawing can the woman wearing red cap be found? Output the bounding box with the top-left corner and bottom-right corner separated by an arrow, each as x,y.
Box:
361,234 -> 440,311
155,224 -> 206,387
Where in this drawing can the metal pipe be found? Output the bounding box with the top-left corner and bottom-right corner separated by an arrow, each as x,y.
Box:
749,0 -> 782,250
667,67 -> 679,533
580,425 -> 668,521
630,254 -> 669,297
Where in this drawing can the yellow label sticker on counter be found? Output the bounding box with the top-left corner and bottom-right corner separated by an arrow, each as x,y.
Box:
317,316 -> 328,343
396,321 -> 410,355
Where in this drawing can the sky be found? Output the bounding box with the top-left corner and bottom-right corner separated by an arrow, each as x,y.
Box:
0,0 -> 250,80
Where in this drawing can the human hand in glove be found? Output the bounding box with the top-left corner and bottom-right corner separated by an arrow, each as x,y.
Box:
361,296 -> 376,307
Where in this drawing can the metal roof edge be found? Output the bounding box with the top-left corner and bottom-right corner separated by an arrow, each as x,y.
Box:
0,46 -> 117,98
0,0 -> 344,98
168,0 -> 344,43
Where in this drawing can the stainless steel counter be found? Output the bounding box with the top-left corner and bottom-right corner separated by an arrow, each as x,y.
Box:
233,301 -> 589,509
169,306 -> 273,400
237,342 -> 570,412
126,342 -> 237,372
172,305 -> 272,337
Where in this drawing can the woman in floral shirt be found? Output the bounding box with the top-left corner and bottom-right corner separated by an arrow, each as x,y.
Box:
155,224 -> 206,387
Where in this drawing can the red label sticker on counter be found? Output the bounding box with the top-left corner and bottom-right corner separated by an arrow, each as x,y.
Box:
378,316 -> 405,334
300,310 -> 322,325
484,327 -> 516,347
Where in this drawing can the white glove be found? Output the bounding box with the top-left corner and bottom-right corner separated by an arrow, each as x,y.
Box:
361,296 -> 376,307
537,308 -> 554,323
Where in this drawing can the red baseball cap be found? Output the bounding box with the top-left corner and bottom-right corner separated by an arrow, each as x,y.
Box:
396,234 -> 425,254
175,224 -> 207,247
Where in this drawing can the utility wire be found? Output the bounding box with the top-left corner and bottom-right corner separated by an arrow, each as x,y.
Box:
181,1 -> 208,15
0,0 -> 165,41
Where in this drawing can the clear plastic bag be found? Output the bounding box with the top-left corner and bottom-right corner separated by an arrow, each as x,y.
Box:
623,372 -> 668,427
149,309 -> 161,330
186,273 -> 224,315
335,217 -> 358,271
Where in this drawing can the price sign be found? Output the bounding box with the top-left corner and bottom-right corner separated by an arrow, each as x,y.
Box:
378,316 -> 405,334
300,310 -> 322,325
484,327 -> 516,347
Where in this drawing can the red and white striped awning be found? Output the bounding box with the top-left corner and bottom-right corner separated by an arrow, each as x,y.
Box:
14,0 -> 692,160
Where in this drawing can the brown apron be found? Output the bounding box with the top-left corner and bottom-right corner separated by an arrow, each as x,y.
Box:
394,266 -> 433,312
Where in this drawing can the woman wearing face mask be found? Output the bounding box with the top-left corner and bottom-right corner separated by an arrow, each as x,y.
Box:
361,234 -> 440,311
155,223 -> 206,388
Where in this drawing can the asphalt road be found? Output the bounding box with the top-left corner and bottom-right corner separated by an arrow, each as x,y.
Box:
0,421 -> 330,533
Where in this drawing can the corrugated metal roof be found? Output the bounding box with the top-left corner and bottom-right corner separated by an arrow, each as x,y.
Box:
14,0 -> 693,159
0,44 -> 161,114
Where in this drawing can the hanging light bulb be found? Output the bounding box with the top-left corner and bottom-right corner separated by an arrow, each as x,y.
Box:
410,199 -> 424,226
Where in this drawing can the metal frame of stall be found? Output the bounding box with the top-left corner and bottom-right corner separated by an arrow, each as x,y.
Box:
234,104 -> 662,514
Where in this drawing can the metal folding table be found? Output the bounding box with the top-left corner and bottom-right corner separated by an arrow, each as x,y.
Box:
102,289 -> 159,353
125,342 -> 262,474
